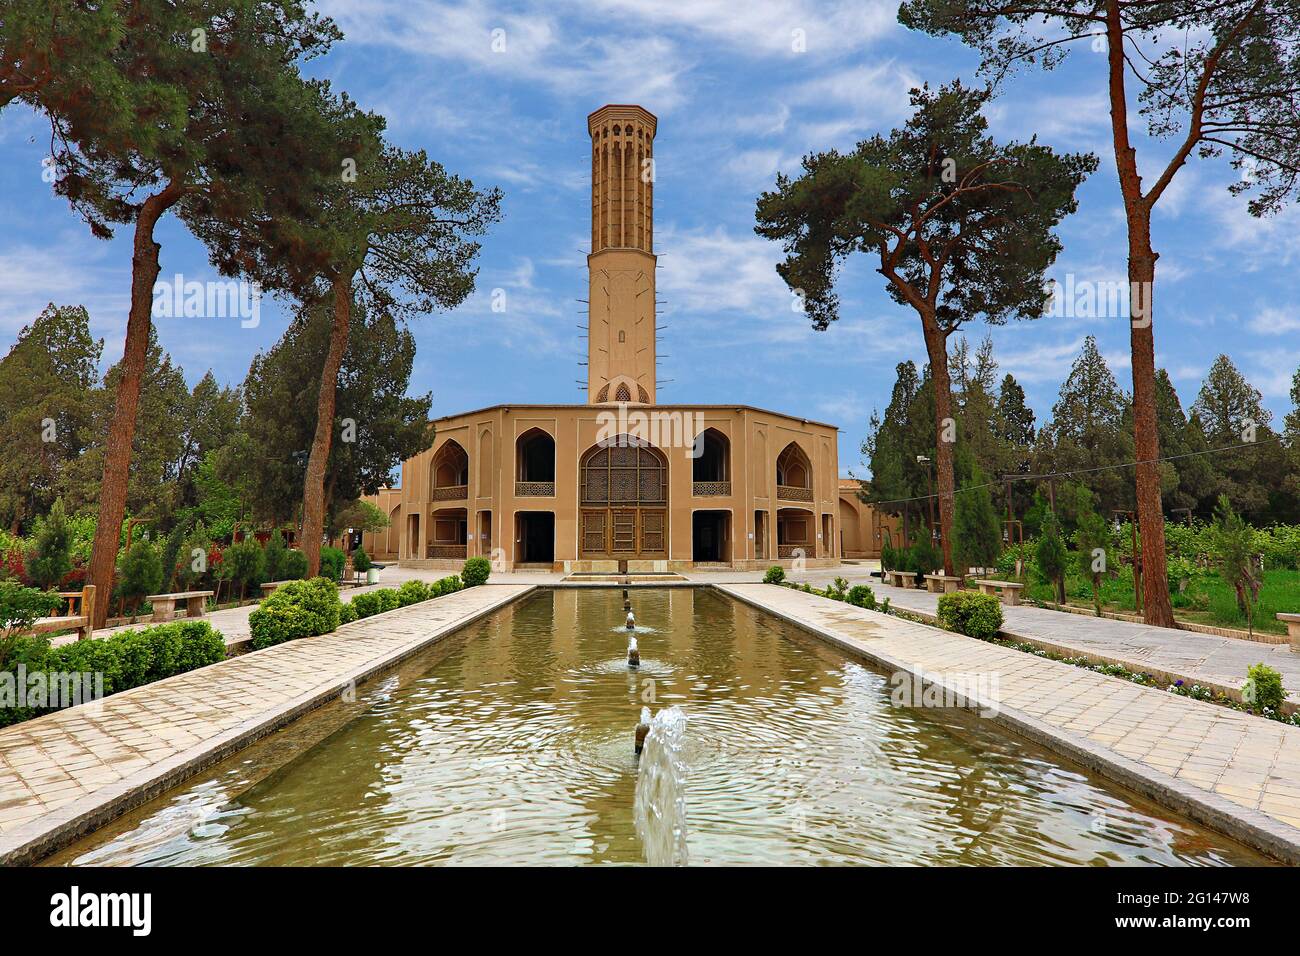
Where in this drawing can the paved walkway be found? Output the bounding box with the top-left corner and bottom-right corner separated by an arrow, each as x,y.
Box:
0,583 -> 535,865
771,566 -> 1300,701
719,583 -> 1300,862
55,565 -> 562,649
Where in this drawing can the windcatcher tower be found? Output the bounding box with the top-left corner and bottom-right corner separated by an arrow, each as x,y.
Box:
587,105 -> 657,405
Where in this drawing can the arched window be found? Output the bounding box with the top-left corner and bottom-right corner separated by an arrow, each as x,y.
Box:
615,382 -> 631,403
581,435 -> 667,505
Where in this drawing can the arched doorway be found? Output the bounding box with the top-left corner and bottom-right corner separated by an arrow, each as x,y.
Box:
515,428 -> 556,495
579,435 -> 668,558
776,442 -> 813,500
777,507 -> 815,558
691,428 -> 730,495
692,510 -> 730,562
431,440 -> 469,500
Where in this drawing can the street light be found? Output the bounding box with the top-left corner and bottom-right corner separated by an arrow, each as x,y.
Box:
916,455 -> 936,536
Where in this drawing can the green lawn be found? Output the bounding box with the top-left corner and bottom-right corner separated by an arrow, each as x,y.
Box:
1020,568 -> 1300,635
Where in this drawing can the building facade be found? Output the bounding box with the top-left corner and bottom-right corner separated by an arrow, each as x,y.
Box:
365,105 -> 874,572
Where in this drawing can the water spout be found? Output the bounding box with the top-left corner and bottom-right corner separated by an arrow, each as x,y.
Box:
627,635 -> 640,668
625,610 -> 636,630
634,706 -> 689,866
634,706 -> 650,754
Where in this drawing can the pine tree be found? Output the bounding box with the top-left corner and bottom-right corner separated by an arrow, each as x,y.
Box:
1036,510 -> 1069,606
953,466 -> 1001,573
900,0 -> 1300,628
757,81 -> 1095,576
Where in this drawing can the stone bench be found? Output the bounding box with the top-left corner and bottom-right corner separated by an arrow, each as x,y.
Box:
1278,613 -> 1300,653
923,574 -> 964,594
260,580 -> 297,595
973,579 -> 1025,606
30,585 -> 96,641
144,590 -> 214,623
884,569 -> 921,589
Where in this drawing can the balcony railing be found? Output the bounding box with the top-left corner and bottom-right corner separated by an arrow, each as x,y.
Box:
692,480 -> 731,496
431,484 -> 468,501
776,484 -> 814,502
427,544 -> 467,559
515,480 -> 555,497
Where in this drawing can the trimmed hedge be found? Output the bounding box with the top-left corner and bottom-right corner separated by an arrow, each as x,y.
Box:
936,591 -> 1004,641
0,620 -> 226,728
763,566 -> 785,584
341,575 -> 466,624
248,577 -> 341,650
461,556 -> 491,587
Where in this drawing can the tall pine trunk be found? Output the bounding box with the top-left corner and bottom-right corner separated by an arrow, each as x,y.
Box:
300,273 -> 352,577
1127,237 -> 1174,626
1105,0 -> 1174,627
86,180 -> 183,627
922,321 -> 956,577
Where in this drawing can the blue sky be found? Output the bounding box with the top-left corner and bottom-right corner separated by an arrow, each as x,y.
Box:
2,0 -> 1298,478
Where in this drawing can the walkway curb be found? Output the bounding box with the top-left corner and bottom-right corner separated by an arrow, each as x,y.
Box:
717,583 -> 1300,865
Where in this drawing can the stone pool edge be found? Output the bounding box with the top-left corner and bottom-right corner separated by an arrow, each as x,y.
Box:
0,584 -> 537,867
715,583 -> 1300,866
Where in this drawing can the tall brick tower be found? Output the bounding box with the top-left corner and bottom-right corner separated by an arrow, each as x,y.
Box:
586,104 -> 657,405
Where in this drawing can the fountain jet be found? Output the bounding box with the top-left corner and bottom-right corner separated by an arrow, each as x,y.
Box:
633,706 -> 689,866
627,635 -> 640,668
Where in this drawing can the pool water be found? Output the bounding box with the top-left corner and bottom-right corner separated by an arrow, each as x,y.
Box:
50,588 -> 1271,866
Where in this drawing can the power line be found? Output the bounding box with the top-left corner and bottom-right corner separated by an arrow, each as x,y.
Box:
858,434 -> 1287,508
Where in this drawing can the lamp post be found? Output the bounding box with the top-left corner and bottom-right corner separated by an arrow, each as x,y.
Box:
916,455 -> 936,540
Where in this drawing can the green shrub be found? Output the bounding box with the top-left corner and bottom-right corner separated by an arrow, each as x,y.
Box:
1244,663 -> 1287,714
846,585 -> 876,609
461,556 -> 491,587
248,577 -> 340,650
351,546 -> 371,574
443,574 -> 463,592
350,591 -> 383,619
937,591 -> 1004,641
338,601 -> 358,625
319,546 -> 346,582
28,499 -> 73,589
826,576 -> 849,600
0,620 -> 226,728
117,540 -> 163,612
0,580 -> 62,668
397,580 -> 431,606
279,548 -> 309,581
224,539 -> 266,599
763,566 -> 785,584
263,530 -> 288,581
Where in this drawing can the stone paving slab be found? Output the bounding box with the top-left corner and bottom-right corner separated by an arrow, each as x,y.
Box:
718,582 -> 1300,864
777,567 -> 1300,700
0,583 -> 535,865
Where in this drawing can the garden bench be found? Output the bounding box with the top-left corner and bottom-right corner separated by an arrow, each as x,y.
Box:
923,574 -> 964,594
144,590 -> 214,623
260,580 -> 296,595
1278,613 -> 1300,653
972,579 -> 1024,606
29,585 -> 97,641
885,569 -> 921,589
